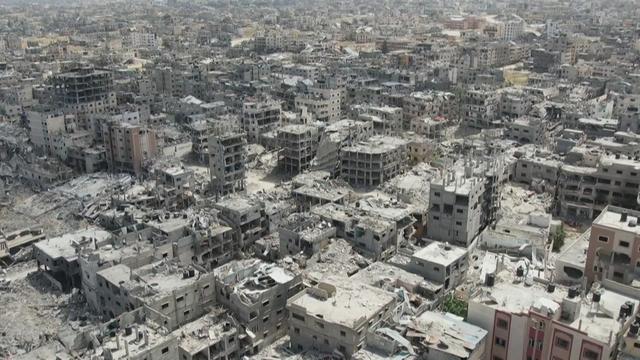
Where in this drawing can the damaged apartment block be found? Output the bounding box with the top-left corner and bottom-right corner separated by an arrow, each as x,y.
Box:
214,259 -> 302,355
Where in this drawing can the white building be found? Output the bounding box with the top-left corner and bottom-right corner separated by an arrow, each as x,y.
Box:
125,32 -> 160,48
287,277 -> 397,358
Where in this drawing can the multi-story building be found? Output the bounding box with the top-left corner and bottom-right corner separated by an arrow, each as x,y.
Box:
255,30 -> 304,53
102,120 -> 159,177
513,155 -> 562,188
214,259 -> 302,355
619,317 -> 640,360
278,213 -> 336,256
339,136 -> 408,187
52,67 -> 117,123
78,236 -> 162,312
312,202 -> 397,260
292,179 -> 350,212
468,266 -> 639,360
351,104 -> 403,135
54,130 -> 107,173
498,87 -> 539,119
154,166 -> 194,208
242,98 -> 281,143
531,48 -> 573,73
484,16 -> 525,41
34,228 -> 112,292
18,158 -> 74,188
187,120 -> 211,163
462,88 -> 500,128
588,135 -> 640,159
307,85 -> 342,121
294,92 -> 340,123
152,67 -> 207,99
555,129 -> 587,154
281,64 -> 320,80
96,316 -> 179,360
124,32 -> 160,49
404,241 -> 469,292
0,100 -> 23,122
312,119 -> 373,175
96,261 -> 217,329
612,92 -> 640,133
402,91 -> 456,128
584,206 -> 640,286
558,155 -> 640,221
214,194 -> 268,248
208,129 -> 247,196
27,111 -> 76,155
287,277 -> 397,358
505,116 -> 549,145
278,124 -> 319,175
0,84 -> 34,107
173,309 -> 240,360
237,61 -> 271,82
409,116 -> 447,139
427,169 -> 486,247
153,67 -> 182,97
458,42 -> 516,69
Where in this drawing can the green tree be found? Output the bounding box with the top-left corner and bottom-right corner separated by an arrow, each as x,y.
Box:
549,224 -> 566,252
442,294 -> 468,319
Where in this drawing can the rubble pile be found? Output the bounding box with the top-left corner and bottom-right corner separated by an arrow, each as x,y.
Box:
3,190 -> 87,237
501,182 -> 553,219
0,262 -> 94,358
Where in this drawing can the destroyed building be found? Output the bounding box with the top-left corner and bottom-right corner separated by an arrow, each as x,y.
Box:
214,259 -> 303,355
312,203 -> 398,260
172,308 -> 240,360
312,119 -> 373,175
208,127 -> 247,196
278,124 -> 320,175
34,228 -> 113,291
96,260 -> 216,329
242,98 -> 282,144
339,136 -> 408,187
214,194 -> 268,248
278,213 -> 336,257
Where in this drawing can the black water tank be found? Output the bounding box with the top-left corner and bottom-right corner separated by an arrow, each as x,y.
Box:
189,269 -> 196,277
625,301 -> 635,317
620,304 -> 630,319
568,287 -> 579,299
516,267 -> 524,277
547,283 -> 556,293
124,326 -> 133,336
621,212 -> 628,222
486,273 -> 495,287
183,271 -> 189,279
592,291 -> 601,303
630,322 -> 640,336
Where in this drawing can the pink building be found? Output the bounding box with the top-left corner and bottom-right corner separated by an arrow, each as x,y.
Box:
468,266 -> 639,360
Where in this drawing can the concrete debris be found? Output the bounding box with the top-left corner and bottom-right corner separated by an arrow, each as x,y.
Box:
0,261 -> 97,358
